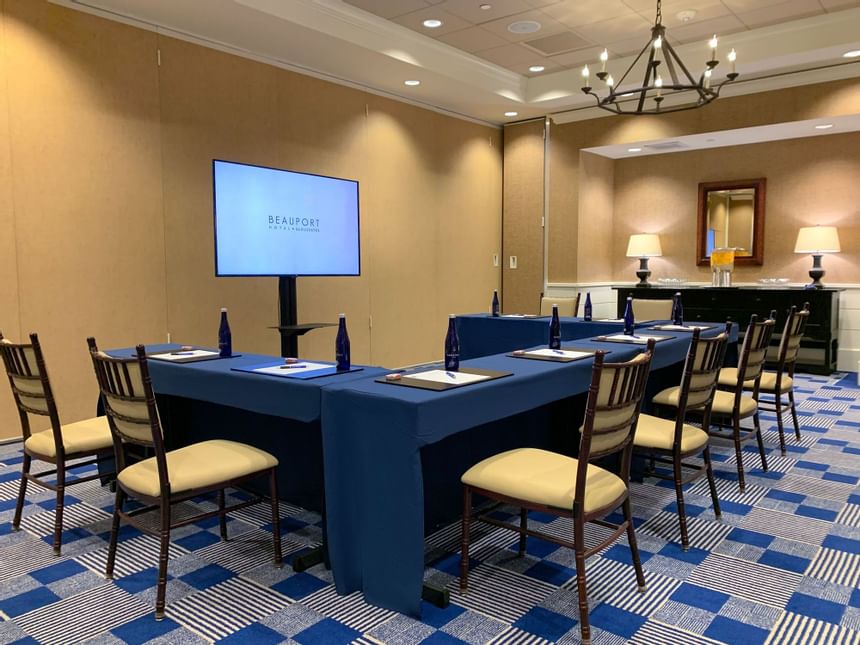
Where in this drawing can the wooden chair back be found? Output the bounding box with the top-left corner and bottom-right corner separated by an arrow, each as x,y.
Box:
578,339 -> 655,475
729,315 -> 775,404
88,339 -> 169,492
539,294 -> 580,317
776,304 -> 810,376
0,332 -> 63,453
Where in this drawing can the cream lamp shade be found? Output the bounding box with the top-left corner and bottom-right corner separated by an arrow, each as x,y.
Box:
626,234 -> 663,258
794,225 -> 840,289
626,234 -> 662,288
794,226 -> 841,253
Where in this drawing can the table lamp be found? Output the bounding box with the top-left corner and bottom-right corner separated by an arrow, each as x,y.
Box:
794,225 -> 840,289
626,234 -> 662,287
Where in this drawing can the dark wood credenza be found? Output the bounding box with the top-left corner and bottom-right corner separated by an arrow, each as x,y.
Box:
614,286 -> 840,374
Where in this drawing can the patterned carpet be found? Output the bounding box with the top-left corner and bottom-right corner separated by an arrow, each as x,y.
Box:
1,371 -> 859,644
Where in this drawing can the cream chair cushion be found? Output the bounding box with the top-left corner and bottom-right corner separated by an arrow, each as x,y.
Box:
540,297 -> 578,317
631,298 -> 673,322
718,367 -> 792,393
118,439 -> 278,498
461,448 -> 626,514
654,387 -> 757,417
24,416 -> 112,458
634,414 -> 709,453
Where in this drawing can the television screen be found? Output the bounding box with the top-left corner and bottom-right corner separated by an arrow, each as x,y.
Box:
213,159 -> 360,276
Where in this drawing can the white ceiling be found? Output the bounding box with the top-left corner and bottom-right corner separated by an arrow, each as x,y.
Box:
52,0 -> 860,125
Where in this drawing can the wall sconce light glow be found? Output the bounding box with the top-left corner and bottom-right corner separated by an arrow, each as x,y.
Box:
815,124 -> 834,130
529,65 -> 545,73
843,50 -> 860,58
504,111 -> 519,117
628,147 -> 642,152
423,19 -> 443,28
404,80 -> 421,86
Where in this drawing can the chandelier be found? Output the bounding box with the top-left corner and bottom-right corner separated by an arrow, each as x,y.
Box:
580,0 -> 738,115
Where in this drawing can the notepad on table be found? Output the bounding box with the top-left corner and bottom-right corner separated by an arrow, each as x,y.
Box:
149,349 -> 220,361
596,333 -> 673,344
406,370 -> 491,385
252,361 -> 333,377
524,348 -> 593,360
650,324 -> 713,332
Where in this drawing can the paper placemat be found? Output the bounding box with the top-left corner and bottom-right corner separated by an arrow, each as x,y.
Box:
500,314 -> 546,319
593,333 -> 675,345
232,361 -> 363,380
376,367 -> 512,391
650,324 -> 714,332
148,349 -> 233,364
507,347 -> 597,363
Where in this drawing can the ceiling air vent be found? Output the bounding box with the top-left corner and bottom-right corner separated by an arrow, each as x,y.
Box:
523,31 -> 590,56
644,141 -> 689,151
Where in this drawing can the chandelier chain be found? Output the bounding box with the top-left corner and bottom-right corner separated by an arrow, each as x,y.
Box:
655,0 -> 662,26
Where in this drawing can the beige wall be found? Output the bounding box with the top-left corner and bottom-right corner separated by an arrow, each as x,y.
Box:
613,134 -> 860,284
502,77 -> 860,298
0,0 -> 502,439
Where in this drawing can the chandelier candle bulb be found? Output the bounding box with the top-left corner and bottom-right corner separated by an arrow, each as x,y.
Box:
655,76 -> 663,98
607,74 -> 614,87
600,49 -> 608,72
654,35 -> 662,49
704,69 -> 712,89
709,34 -> 718,59
728,48 -> 737,74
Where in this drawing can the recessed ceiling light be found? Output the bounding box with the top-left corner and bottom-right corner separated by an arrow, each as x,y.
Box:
529,65 -> 545,73
628,147 -> 642,152
507,20 -> 541,34
815,123 -> 834,130
480,3 -> 492,9
505,111 -> 519,117
843,50 -> 860,58
423,18 -> 443,28
676,10 -> 697,22
404,80 -> 421,86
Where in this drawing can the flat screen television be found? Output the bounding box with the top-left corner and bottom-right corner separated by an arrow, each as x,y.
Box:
213,159 -> 360,276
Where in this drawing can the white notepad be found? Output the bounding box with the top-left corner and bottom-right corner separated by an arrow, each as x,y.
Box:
524,349 -> 593,360
602,333 -> 670,344
594,318 -> 624,323
407,370 -> 491,385
654,324 -> 711,331
252,361 -> 332,377
152,349 -> 219,361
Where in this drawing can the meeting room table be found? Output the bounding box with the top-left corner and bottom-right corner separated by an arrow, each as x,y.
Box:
321,322 -> 737,618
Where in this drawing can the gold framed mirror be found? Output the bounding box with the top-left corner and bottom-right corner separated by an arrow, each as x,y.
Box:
696,178 -> 766,266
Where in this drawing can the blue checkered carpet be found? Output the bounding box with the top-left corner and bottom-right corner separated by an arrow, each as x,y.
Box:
1,372 -> 859,644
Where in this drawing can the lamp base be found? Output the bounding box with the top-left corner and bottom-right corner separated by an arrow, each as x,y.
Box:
805,254 -> 825,289
635,258 -> 652,287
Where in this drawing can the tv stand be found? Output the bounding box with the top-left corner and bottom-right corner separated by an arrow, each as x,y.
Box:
272,276 -> 335,358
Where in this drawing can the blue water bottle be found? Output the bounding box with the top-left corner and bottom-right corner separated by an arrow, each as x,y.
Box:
549,304 -> 561,349
672,292 -> 684,326
218,308 -> 232,358
491,290 -> 500,317
445,315 -> 460,371
335,313 -> 350,371
623,297 -> 635,336
583,292 -> 593,322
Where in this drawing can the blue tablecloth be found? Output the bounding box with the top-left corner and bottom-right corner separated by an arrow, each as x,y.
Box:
321,323 -> 736,616
456,314 -> 661,360
107,344 -> 383,423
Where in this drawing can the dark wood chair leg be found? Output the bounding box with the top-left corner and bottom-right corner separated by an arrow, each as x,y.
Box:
105,488 -> 124,580
217,489 -> 228,541
155,502 -> 171,620
672,457 -> 690,551
703,446 -> 721,519
53,462 -> 66,556
623,497 -> 646,591
268,470 -> 283,567
754,413 -> 768,472
573,515 -> 591,645
774,395 -> 787,456
460,487 -> 472,593
12,454 -> 30,531
518,508 -> 527,557
732,416 -> 746,493
788,388 -> 801,440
